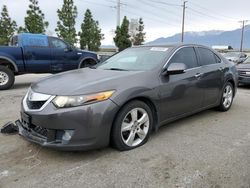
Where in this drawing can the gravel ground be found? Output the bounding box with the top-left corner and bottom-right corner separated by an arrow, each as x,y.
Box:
0,74 -> 250,188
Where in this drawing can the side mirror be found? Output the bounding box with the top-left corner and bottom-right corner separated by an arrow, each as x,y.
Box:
64,46 -> 73,52
162,63 -> 187,76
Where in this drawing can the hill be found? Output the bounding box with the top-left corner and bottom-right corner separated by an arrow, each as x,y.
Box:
147,25 -> 250,49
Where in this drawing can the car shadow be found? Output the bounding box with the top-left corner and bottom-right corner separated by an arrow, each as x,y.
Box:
152,109 -> 217,137
12,82 -> 33,90
238,85 -> 250,89
31,109 -> 217,158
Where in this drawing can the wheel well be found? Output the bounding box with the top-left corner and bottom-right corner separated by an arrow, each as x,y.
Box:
0,59 -> 16,72
79,58 -> 97,68
227,79 -> 235,96
113,97 -> 159,132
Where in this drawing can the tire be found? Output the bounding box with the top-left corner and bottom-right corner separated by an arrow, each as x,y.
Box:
0,65 -> 15,90
80,59 -> 97,68
111,100 -> 153,151
217,82 -> 234,112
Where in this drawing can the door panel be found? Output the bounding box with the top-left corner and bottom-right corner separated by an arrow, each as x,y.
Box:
198,64 -> 223,106
196,47 -> 224,107
50,49 -> 79,72
49,37 -> 79,72
159,67 -> 204,122
23,46 -> 51,73
158,47 -> 204,122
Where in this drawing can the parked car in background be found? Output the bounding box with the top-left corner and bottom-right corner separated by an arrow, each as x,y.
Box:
0,33 -> 98,90
237,57 -> 250,85
17,44 -> 238,151
223,52 -> 247,64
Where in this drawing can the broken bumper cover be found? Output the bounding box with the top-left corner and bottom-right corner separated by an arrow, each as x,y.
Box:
17,120 -> 100,150
18,99 -> 119,151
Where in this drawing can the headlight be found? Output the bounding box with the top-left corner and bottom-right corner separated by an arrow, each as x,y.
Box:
52,90 -> 115,108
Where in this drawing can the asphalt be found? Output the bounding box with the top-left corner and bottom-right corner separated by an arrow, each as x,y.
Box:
0,74 -> 250,188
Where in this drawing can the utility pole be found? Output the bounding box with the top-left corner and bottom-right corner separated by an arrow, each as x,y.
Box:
117,0 -> 121,27
239,20 -> 249,52
181,1 -> 187,43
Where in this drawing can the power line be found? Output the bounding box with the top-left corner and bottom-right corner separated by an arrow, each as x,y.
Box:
121,8 -> 179,28
123,1 -> 181,27
80,0 -> 114,8
189,1 -> 236,21
187,7 -> 238,23
142,0 -> 181,7
136,0 -> 182,21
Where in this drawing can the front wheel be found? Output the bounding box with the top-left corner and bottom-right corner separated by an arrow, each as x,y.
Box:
80,59 -> 97,68
217,82 -> 234,111
111,100 -> 153,151
0,66 -> 15,90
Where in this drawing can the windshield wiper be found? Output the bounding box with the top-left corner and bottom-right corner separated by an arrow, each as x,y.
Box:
107,68 -> 128,71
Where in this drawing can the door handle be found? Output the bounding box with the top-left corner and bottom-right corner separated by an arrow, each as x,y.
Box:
219,67 -> 224,72
195,73 -> 203,78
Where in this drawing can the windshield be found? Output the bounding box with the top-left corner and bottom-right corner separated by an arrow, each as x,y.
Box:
224,52 -> 240,58
243,57 -> 250,64
96,47 -> 171,71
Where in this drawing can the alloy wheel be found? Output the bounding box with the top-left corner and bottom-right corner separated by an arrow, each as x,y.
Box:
121,108 -> 150,147
222,85 -> 233,109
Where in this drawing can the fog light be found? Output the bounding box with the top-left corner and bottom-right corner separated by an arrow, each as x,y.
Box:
62,130 -> 74,141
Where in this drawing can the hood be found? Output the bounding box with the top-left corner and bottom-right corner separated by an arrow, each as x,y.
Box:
237,63 -> 250,70
31,68 -> 146,95
225,57 -> 238,61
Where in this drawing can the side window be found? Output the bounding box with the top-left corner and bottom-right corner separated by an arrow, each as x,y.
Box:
169,47 -> 198,69
22,35 -> 49,48
50,38 -> 67,49
214,54 -> 222,63
198,48 -> 217,65
11,36 -> 18,46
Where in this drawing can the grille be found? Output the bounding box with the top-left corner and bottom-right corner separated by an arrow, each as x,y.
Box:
238,70 -> 250,78
31,125 -> 48,138
26,99 -> 46,110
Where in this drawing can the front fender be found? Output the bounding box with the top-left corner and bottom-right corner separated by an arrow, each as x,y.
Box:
111,87 -> 160,109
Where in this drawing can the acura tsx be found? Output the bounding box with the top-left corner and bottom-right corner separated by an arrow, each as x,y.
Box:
17,44 -> 238,151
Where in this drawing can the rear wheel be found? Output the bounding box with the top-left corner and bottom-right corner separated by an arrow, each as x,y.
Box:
111,100 -> 153,151
0,65 -> 15,90
217,82 -> 234,111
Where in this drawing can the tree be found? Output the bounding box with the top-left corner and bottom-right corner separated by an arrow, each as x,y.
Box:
19,0 -> 48,34
79,9 -> 103,51
133,18 -> 146,46
55,0 -> 77,45
113,16 -> 131,51
0,5 -> 17,45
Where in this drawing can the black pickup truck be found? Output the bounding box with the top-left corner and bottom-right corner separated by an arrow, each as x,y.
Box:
0,33 -> 98,90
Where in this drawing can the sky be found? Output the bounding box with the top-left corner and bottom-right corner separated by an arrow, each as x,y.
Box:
0,0 -> 249,45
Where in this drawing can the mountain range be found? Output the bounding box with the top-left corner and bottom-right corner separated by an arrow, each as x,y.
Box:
147,25 -> 250,50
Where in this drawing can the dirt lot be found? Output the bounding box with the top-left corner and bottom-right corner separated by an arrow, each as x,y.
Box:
0,74 -> 250,188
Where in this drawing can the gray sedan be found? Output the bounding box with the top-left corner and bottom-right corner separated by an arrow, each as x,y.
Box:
17,44 -> 238,151
237,57 -> 250,85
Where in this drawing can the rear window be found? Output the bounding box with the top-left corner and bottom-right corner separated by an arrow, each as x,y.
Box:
198,48 -> 218,65
21,34 -> 48,47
